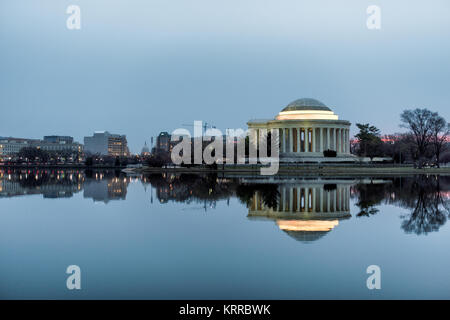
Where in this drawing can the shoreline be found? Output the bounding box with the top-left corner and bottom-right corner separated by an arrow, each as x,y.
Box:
2,164 -> 450,176
0,164 -> 125,169
136,165 -> 450,176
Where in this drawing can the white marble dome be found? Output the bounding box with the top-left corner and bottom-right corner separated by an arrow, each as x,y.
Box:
276,98 -> 338,120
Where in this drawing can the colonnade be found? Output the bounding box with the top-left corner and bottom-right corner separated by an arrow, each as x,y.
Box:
251,184 -> 350,214
278,127 -> 350,154
251,127 -> 350,154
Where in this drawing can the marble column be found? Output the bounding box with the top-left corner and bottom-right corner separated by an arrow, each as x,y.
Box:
344,129 -> 348,154
347,129 -> 351,154
326,191 -> 330,212
337,188 -> 341,211
304,189 -> 307,211
336,129 -> 339,152
326,128 -> 330,150
256,129 -> 260,152
337,128 -> 341,154
312,128 -> 316,153
306,129 -> 309,153
320,128 -> 324,152
251,128 -> 258,154
289,188 -> 293,211
320,188 -> 324,212
333,190 -> 337,212
312,188 -> 316,212
291,128 -> 295,153
333,128 -> 336,150
298,127 -> 305,152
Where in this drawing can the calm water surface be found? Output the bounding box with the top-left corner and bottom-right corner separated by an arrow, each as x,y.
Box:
1,169 -> 450,299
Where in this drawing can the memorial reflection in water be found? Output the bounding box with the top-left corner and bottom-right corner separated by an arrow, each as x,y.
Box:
2,169 -> 450,238
247,181 -> 352,242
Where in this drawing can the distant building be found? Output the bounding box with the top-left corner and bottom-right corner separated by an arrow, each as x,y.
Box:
0,137 -> 39,156
0,136 -> 82,156
141,141 -> 150,156
84,131 -> 129,156
156,132 -> 171,153
43,136 -> 74,144
39,136 -> 82,153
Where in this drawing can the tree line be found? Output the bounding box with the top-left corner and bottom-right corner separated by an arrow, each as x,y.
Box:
353,108 -> 450,167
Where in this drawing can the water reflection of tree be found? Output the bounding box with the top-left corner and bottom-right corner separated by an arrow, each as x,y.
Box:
143,174 -> 280,210
352,182 -> 386,217
399,176 -> 449,235
236,184 -> 279,209
143,173 -> 238,206
352,176 -> 450,235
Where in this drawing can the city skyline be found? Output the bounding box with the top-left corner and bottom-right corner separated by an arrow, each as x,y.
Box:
1,0 -> 450,153
2,0 -> 450,305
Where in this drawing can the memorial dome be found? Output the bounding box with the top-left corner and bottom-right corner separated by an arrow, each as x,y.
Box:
276,98 -> 338,120
281,98 -> 331,112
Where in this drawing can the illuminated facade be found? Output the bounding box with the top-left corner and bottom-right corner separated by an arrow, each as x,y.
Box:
84,131 -> 129,157
156,132 -> 171,153
247,98 -> 353,161
0,137 -> 39,156
0,136 -> 82,156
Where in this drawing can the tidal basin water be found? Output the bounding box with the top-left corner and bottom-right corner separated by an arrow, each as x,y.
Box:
1,169 -> 450,299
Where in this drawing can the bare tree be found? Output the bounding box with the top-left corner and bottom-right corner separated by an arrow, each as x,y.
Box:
430,115 -> 450,167
400,108 -> 434,167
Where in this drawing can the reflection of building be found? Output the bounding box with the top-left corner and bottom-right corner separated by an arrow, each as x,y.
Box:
248,182 -> 352,242
0,169 -> 131,203
0,170 -> 84,198
247,98 -> 354,162
156,183 -> 191,203
84,131 -> 129,156
83,176 -> 130,203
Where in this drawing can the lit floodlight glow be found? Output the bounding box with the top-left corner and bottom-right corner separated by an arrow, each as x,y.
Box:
276,219 -> 339,232
276,110 -> 339,120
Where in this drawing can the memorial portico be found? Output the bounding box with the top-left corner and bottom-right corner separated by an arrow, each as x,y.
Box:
247,98 -> 353,161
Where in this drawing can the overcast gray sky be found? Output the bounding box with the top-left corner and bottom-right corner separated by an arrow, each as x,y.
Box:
1,0 -> 449,153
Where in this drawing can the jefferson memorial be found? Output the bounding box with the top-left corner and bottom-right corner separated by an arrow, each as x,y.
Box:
248,98 -> 353,162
